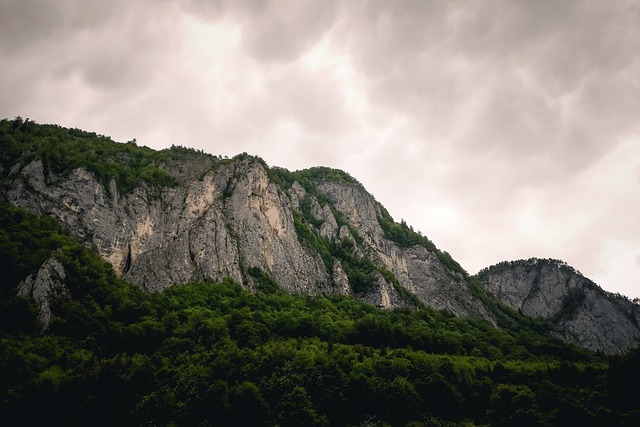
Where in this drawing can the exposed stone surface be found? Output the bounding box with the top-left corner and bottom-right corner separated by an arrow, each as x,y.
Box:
316,181 -> 495,322
6,158 -> 329,294
558,288 -> 640,354
331,261 -> 351,296
3,155 -> 494,322
5,149 -> 640,353
17,257 -> 67,330
475,259 -> 640,354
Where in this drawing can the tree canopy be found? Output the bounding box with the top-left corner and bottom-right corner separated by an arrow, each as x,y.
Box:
1,202 -> 639,426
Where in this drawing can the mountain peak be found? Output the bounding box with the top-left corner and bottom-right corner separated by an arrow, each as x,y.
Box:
475,257 -> 640,354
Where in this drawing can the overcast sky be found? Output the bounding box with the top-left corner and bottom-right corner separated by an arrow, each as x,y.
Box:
2,0 -> 639,298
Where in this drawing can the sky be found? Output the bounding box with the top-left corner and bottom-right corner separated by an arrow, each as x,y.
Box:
2,0 -> 640,299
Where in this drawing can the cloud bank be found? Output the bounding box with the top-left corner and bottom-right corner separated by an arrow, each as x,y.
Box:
2,0 -> 639,297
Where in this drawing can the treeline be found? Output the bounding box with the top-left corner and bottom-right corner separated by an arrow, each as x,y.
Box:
1,202 -> 640,425
376,207 -> 467,278
0,117 -> 178,194
475,258 -> 583,279
270,165 -> 363,192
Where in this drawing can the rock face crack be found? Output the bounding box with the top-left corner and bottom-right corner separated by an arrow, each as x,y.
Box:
122,244 -> 132,275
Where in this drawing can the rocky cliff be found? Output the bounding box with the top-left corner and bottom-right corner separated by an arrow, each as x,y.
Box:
2,118 -> 639,353
17,257 -> 67,330
0,119 -> 494,323
475,258 -> 640,354
5,157 -> 330,294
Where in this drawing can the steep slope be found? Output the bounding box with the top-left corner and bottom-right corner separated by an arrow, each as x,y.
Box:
4,154 -> 330,295
287,173 -> 492,320
475,258 -> 640,354
0,118 -> 495,322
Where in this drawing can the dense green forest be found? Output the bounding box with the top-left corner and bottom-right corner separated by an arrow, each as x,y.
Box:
0,117 -> 186,194
1,201 -> 640,426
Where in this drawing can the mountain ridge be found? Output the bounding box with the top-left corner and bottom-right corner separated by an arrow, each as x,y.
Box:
475,257 -> 640,354
2,117 -> 639,354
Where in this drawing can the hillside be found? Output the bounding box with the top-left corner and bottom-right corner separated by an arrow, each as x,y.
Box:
2,117 -> 640,355
2,118 -> 640,425
1,198 -> 639,425
0,118 -> 491,317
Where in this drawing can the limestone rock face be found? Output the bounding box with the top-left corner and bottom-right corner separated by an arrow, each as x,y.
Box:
475,259 -> 640,354
558,288 -> 640,354
6,158 -> 329,294
7,144 -> 640,353
17,258 -> 67,329
316,181 -> 495,322
3,154 -> 495,322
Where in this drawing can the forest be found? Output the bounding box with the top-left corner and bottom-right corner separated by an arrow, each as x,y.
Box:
1,200 -> 639,426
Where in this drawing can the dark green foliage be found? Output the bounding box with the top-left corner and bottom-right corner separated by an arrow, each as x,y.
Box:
269,166 -> 363,193
0,117 -> 178,194
476,257 -> 584,279
291,209 -> 335,269
290,198 -> 377,295
561,287 -> 586,319
607,347 -> 640,422
300,193 -> 325,228
332,238 -> 376,294
0,202 -> 74,290
0,266 -> 633,426
0,202 -> 77,334
247,266 -> 281,294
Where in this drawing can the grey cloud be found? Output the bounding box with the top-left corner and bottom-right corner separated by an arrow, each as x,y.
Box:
1,0 -> 175,96
2,0 -> 640,297
181,0 -> 337,63
0,0 -> 62,54
240,0 -> 337,63
339,0 -> 640,179
0,0 -> 124,55
179,0 -> 266,21
261,67 -> 355,136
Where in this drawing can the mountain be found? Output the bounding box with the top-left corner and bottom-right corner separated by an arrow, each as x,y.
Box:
4,118 -> 640,426
475,258 -> 640,354
0,119 -> 490,316
1,117 -> 639,355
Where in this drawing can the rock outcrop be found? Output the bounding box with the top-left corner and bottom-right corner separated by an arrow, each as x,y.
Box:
475,259 -> 640,354
314,181 -> 493,320
17,257 -> 67,329
2,140 -> 499,323
5,158 -> 330,295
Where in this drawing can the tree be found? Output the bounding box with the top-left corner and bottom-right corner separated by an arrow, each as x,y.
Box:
487,384 -> 544,426
276,386 -> 328,427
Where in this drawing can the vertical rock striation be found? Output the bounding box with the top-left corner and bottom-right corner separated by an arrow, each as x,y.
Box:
2,151 -> 495,322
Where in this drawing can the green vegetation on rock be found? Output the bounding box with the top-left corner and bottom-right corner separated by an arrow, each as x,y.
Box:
1,117 -> 178,194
